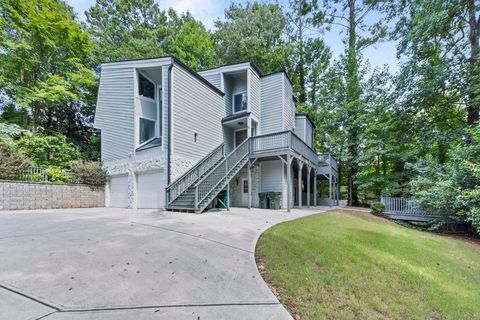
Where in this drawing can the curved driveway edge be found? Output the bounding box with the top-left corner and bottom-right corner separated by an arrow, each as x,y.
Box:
0,206 -> 329,319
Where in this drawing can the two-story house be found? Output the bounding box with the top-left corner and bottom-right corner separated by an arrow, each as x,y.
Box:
94,56 -> 338,212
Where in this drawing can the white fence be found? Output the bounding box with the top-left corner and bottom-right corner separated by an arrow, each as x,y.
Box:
381,196 -> 425,215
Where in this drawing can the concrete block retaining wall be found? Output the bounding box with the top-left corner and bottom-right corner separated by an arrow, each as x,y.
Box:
0,180 -> 105,210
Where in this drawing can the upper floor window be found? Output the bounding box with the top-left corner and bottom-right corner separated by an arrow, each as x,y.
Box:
139,118 -> 156,144
139,73 -> 155,100
233,92 -> 247,113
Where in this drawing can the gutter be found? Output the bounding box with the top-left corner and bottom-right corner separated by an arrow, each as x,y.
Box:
167,62 -> 173,185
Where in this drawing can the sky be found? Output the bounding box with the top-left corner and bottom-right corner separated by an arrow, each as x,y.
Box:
66,0 -> 399,72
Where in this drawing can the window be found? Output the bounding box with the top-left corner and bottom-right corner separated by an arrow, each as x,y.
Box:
139,73 -> 155,100
158,87 -> 163,136
139,118 -> 155,144
233,92 -> 247,113
243,180 -> 249,194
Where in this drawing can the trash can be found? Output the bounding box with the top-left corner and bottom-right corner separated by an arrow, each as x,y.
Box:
258,192 -> 281,209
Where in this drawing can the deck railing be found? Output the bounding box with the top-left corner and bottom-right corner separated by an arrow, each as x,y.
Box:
318,153 -> 338,171
166,143 -> 224,205
250,131 -> 318,166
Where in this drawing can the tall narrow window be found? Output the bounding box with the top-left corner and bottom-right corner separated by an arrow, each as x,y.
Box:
139,118 -> 155,144
233,92 -> 247,113
139,73 -> 155,100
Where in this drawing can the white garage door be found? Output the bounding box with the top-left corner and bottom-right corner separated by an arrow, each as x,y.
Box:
109,175 -> 129,208
137,171 -> 165,209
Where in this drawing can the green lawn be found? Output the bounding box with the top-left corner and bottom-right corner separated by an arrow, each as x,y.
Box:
256,210 -> 480,320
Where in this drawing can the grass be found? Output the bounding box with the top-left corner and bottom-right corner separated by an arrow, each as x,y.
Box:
256,209 -> 480,320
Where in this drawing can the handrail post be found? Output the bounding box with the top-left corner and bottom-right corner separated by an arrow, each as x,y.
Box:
194,186 -> 198,209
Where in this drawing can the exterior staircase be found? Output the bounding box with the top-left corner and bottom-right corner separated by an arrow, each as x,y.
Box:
166,139 -> 250,212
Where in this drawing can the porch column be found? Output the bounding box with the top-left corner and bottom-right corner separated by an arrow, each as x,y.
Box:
286,154 -> 291,212
298,160 -> 303,208
248,160 -> 252,209
227,182 -> 230,211
306,167 -> 311,208
313,170 -> 317,206
329,172 -> 333,207
336,177 -> 340,206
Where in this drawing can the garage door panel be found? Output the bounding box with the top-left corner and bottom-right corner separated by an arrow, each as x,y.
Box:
137,171 -> 165,209
109,175 -> 129,208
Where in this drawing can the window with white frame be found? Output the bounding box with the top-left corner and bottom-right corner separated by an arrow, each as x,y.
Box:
139,118 -> 156,144
233,92 -> 247,113
139,73 -> 155,100
243,179 -> 249,194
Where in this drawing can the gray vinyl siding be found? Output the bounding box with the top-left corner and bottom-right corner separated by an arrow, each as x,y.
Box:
162,65 -> 170,149
94,66 -> 135,161
295,118 -> 305,141
224,128 -> 234,154
201,73 -> 221,90
283,76 -> 295,131
261,161 -> 283,193
249,69 -> 261,120
171,63 -> 224,177
305,121 -> 313,148
260,73 -> 284,134
224,76 -> 233,116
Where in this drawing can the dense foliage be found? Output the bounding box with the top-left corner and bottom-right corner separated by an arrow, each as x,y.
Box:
0,0 -> 479,230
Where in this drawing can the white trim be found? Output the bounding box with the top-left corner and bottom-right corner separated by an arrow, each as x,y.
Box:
101,57 -> 171,69
232,91 -> 247,114
138,117 -> 156,147
198,62 -> 254,77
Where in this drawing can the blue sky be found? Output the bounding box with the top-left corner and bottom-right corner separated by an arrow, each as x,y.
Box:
66,0 -> 399,72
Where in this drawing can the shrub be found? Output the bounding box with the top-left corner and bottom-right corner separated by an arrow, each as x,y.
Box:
0,140 -> 31,179
17,134 -> 80,168
371,201 -> 385,215
46,167 -> 73,184
71,161 -> 107,186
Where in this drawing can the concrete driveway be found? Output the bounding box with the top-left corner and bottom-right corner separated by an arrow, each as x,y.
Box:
0,206 -> 328,320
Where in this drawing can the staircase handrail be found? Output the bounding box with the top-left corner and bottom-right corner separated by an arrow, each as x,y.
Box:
193,138 -> 250,208
166,143 -> 224,205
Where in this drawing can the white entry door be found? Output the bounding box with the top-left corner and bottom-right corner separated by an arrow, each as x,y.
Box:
241,178 -> 249,207
109,175 -> 129,208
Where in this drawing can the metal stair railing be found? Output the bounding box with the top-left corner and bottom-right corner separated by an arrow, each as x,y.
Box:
166,143 -> 224,206
193,139 -> 250,210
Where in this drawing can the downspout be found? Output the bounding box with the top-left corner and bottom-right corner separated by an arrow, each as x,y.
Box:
167,62 -> 173,185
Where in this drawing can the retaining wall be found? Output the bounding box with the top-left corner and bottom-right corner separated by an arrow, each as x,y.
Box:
0,180 -> 105,210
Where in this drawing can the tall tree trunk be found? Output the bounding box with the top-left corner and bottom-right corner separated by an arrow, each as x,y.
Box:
467,0 -> 479,125
297,4 -> 307,103
346,0 -> 360,206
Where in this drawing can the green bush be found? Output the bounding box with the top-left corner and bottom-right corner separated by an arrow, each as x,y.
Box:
46,167 -> 73,184
0,140 -> 31,179
17,134 -> 80,168
371,201 -> 385,215
71,160 -> 107,186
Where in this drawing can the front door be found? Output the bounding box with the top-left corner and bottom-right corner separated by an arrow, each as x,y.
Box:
241,178 -> 249,207
235,129 -> 248,148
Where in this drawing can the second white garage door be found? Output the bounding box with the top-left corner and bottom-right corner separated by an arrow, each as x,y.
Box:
137,170 -> 165,209
109,175 -> 129,208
